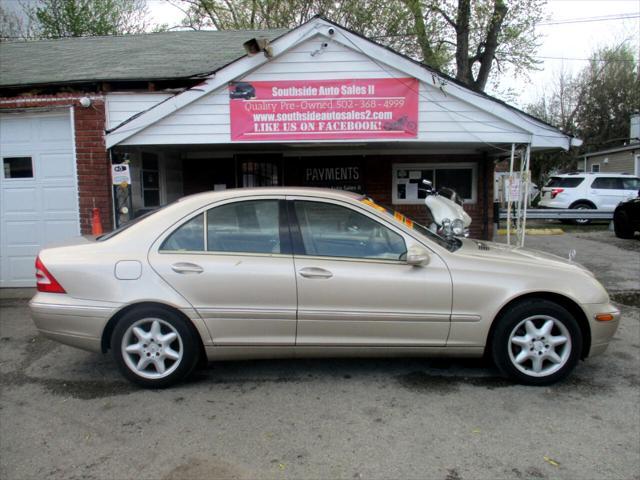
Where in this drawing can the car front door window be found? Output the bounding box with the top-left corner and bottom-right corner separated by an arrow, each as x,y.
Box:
293,201 -> 406,260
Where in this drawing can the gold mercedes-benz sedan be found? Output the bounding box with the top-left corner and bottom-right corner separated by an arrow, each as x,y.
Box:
30,188 -> 620,388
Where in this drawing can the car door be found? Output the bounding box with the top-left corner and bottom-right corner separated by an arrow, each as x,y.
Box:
589,177 -> 623,210
288,198 -> 452,346
148,197 -> 297,345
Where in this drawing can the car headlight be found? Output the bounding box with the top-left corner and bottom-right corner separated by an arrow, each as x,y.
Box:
441,218 -> 452,235
451,218 -> 465,236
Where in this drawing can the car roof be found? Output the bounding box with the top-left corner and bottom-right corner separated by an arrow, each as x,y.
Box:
176,186 -> 365,204
552,173 -> 638,177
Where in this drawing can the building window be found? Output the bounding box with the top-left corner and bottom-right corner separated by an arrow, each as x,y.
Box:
141,153 -> 160,207
241,161 -> 279,187
392,163 -> 477,205
591,164 -> 600,173
2,157 -> 33,179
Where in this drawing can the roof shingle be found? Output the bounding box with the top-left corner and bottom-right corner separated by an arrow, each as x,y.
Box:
0,29 -> 288,87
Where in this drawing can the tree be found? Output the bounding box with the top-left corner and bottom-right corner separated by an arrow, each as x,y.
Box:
574,45 -> 640,150
525,44 -> 640,183
27,0 -> 153,38
175,0 -> 545,92
0,4 -> 37,41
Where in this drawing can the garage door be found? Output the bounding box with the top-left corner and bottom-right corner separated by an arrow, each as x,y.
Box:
0,110 -> 80,287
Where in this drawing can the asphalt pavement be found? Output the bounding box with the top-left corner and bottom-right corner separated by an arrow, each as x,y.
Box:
1,230 -> 638,480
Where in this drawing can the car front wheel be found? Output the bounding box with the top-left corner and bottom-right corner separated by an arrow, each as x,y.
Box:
491,300 -> 582,385
112,306 -> 200,388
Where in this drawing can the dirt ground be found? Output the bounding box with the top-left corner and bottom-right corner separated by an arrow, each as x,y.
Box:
1,229 -> 638,480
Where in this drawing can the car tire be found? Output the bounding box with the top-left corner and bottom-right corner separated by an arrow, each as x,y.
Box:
491,299 -> 582,386
111,306 -> 200,388
613,210 -> 634,239
570,202 -> 594,225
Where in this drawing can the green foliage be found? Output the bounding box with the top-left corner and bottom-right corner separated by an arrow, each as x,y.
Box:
178,0 -> 546,92
28,0 -> 151,38
575,46 -> 640,151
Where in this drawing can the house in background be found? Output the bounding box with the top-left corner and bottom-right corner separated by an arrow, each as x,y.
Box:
583,114 -> 640,175
0,16 -> 579,287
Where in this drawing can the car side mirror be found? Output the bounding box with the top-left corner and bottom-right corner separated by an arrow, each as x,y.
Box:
406,245 -> 430,266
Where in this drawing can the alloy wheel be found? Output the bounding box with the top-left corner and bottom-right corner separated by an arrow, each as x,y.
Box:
121,318 -> 184,379
507,315 -> 572,377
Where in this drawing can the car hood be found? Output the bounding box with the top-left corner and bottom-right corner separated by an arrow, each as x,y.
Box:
455,238 -> 593,274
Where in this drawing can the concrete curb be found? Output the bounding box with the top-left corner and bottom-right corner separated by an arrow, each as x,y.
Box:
0,288 -> 35,304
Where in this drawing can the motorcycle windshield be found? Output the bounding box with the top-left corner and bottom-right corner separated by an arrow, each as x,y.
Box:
361,198 -> 460,251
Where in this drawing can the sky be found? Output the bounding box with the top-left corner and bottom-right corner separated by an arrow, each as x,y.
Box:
514,0 -> 640,106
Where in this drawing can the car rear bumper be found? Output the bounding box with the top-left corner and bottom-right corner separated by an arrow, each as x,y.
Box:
538,198 -> 570,209
581,302 -> 621,357
29,293 -> 119,353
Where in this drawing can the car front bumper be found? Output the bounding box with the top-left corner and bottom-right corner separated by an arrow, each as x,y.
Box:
581,302 -> 621,357
29,293 -> 119,353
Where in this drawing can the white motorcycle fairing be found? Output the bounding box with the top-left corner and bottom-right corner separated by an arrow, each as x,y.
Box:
425,195 -> 472,228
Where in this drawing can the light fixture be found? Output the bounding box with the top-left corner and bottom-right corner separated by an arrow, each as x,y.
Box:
243,38 -> 273,58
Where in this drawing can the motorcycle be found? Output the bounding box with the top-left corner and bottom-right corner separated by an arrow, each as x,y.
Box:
419,179 -> 471,238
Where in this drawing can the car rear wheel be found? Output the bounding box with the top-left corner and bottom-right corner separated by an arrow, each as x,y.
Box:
112,306 -> 200,388
570,202 -> 594,225
614,210 -> 634,239
491,300 -> 582,385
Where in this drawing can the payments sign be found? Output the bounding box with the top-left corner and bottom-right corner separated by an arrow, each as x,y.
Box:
229,78 -> 419,141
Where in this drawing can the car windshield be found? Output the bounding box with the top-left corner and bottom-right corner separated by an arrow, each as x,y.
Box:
545,177 -> 584,188
361,198 -> 461,251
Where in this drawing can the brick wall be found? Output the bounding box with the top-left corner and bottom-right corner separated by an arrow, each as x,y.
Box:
0,94 -> 113,234
73,99 -> 113,233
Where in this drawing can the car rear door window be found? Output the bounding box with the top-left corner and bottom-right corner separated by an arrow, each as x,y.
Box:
206,200 -> 281,254
293,201 -> 406,260
591,177 -> 619,189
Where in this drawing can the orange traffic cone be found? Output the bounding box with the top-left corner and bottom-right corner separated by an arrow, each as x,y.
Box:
91,208 -> 103,236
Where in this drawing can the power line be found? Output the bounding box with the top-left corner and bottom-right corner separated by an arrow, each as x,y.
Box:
538,56 -> 639,62
539,13 -> 640,25
369,13 -> 640,39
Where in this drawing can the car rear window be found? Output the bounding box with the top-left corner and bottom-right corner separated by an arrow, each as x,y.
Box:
545,177 -> 584,188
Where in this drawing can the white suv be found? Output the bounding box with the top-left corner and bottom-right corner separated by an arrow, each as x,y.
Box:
540,173 -> 640,215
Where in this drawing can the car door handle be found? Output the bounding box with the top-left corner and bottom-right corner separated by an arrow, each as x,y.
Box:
298,267 -> 333,279
171,262 -> 204,274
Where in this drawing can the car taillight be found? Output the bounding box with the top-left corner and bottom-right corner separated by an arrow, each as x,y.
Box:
551,188 -> 564,199
35,256 -> 66,293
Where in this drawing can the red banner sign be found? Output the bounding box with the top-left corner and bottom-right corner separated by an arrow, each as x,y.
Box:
229,78 -> 419,141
